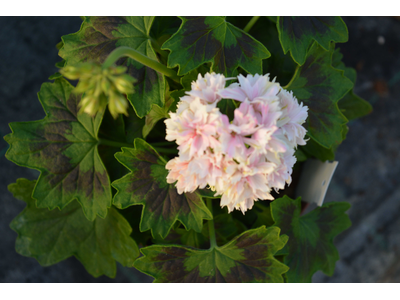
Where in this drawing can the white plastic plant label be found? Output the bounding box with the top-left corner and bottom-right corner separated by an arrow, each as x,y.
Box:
295,159 -> 339,206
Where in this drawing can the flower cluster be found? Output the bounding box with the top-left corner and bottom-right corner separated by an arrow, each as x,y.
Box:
165,72 -> 308,213
61,62 -> 136,118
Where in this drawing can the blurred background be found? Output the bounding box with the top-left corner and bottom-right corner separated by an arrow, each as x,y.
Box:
1,16 -> 399,283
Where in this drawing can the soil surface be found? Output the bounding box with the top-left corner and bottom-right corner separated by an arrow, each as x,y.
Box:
1,16 -> 399,283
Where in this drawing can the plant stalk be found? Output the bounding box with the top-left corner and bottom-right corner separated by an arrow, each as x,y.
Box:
102,46 -> 180,83
206,198 -> 217,249
243,16 -> 260,33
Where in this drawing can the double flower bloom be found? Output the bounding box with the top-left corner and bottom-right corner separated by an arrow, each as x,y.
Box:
165,73 -> 308,213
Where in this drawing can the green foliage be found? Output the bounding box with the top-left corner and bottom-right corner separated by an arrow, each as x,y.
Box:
5,16 -> 365,282
271,195 -> 351,282
143,84 -> 177,138
112,138 -> 212,239
154,213 -> 247,249
332,48 -> 373,120
59,16 -> 165,118
277,17 -> 348,65
5,78 -> 112,221
162,16 -> 270,76
287,42 -> 352,150
134,226 -> 289,283
9,178 -> 139,278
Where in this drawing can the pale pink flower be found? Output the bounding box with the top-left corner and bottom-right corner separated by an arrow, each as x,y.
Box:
218,156 -> 275,213
277,89 -> 308,147
165,157 -> 197,194
218,74 -> 280,104
219,101 -> 260,159
267,148 -> 297,192
164,72 -> 309,214
187,72 -> 231,107
165,98 -> 222,160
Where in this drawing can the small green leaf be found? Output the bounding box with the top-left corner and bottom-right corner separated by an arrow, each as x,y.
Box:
9,178 -> 139,278
112,138 -> 212,239
48,72 -> 63,80
339,91 -> 373,120
55,59 -> 66,68
271,195 -> 351,283
332,48 -> 373,120
5,78 -> 111,221
134,226 -> 289,283
143,84 -> 177,138
59,16 -> 165,118
162,16 -> 270,76
287,42 -> 352,149
278,17 -> 348,65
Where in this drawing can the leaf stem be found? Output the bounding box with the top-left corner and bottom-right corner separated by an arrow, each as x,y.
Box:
98,138 -> 134,148
102,46 -> 180,83
206,198 -> 217,249
243,16 -> 260,33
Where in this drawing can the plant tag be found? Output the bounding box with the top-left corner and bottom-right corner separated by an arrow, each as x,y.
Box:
295,159 -> 339,206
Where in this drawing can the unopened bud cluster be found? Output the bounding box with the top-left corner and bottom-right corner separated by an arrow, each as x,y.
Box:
165,72 -> 308,213
61,62 -> 136,118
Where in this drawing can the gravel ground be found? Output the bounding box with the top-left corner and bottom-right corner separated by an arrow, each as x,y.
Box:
1,16 -> 399,283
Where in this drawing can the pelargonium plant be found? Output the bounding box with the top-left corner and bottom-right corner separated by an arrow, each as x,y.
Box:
4,16 -> 372,283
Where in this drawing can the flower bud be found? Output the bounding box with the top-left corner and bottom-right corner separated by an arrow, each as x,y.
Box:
60,62 -> 136,118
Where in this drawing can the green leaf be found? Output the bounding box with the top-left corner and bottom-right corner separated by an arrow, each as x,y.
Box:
59,16 -> 165,118
134,226 -> 289,282
339,91 -> 372,120
5,78 -> 111,221
287,42 -> 352,149
332,48 -> 373,120
278,17 -> 348,65
271,195 -> 351,283
9,178 -> 139,278
48,72 -> 63,80
162,16 -> 270,76
112,138 -> 212,239
142,83 -> 177,138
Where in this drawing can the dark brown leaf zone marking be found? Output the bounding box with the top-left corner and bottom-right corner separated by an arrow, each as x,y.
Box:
61,17 -> 161,104
6,79 -> 111,221
172,16 -> 266,76
113,140 -> 211,238
271,197 -> 351,282
282,17 -> 335,41
72,17 -> 127,63
290,44 -> 351,147
136,227 -> 287,283
124,152 -> 196,222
